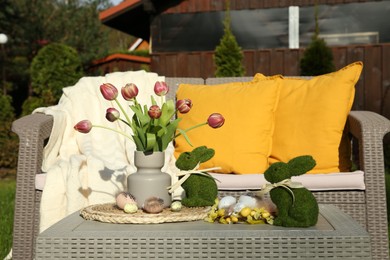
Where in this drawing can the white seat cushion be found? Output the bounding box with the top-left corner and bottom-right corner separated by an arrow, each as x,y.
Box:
210,171 -> 365,191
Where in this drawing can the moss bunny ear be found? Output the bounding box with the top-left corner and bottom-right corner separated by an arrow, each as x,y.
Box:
264,162 -> 289,183
175,151 -> 198,171
288,155 -> 316,176
192,146 -> 215,163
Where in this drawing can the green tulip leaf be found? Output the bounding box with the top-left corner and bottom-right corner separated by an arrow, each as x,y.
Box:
133,135 -> 144,151
159,100 -> 175,126
176,128 -> 193,147
146,133 -> 156,151
161,119 -> 181,150
130,105 -> 149,127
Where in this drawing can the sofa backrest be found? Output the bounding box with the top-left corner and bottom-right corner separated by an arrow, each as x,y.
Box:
165,77 -> 255,101
165,77 -> 203,101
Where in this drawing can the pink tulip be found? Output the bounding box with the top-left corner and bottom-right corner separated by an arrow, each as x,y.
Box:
121,83 -> 139,100
148,105 -> 162,119
74,120 -> 92,133
106,108 -> 120,122
100,83 -> 118,101
154,81 -> 169,96
207,113 -> 225,128
176,99 -> 192,114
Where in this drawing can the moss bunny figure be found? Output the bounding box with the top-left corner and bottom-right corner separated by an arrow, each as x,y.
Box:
262,155 -> 319,227
175,146 -> 218,207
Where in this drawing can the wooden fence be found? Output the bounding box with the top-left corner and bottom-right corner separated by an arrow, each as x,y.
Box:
151,43 -> 390,119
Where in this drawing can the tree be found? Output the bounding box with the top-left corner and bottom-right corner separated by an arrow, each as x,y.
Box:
300,5 -> 335,76
214,1 -> 245,77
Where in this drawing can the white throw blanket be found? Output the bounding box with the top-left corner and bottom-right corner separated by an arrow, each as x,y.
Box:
35,70 -> 180,232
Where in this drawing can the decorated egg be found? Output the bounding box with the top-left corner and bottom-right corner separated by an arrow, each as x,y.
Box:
116,192 -> 136,209
143,197 -> 164,214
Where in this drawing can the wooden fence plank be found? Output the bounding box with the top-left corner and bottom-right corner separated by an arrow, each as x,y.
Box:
382,45 -> 390,118
244,50 -> 255,76
364,45 -> 383,114
256,50 -> 272,75
347,46 -> 365,110
187,53 -> 202,77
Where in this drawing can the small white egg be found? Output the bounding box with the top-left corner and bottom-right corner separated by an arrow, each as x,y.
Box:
218,196 -> 236,209
124,203 -> 138,214
170,201 -> 182,212
237,195 -> 257,208
233,202 -> 246,213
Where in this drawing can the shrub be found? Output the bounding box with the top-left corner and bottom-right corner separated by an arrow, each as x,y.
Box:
28,43 -> 84,113
21,96 -> 47,116
300,5 -> 335,76
0,94 -> 17,175
300,37 -> 335,76
214,2 -> 245,77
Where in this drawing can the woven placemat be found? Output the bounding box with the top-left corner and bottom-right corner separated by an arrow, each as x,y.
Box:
80,203 -> 210,224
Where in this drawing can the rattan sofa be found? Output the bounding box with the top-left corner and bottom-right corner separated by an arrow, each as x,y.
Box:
11,76 -> 390,260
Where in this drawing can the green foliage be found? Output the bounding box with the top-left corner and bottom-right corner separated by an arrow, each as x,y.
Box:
1,0 -> 114,115
0,178 -> 16,259
300,37 -> 335,76
0,94 -> 17,173
140,64 -> 151,72
214,2 -> 245,77
9,0 -> 111,69
21,96 -> 47,116
385,138 -> 390,175
0,94 -> 15,127
29,43 -> 84,111
300,5 -> 335,76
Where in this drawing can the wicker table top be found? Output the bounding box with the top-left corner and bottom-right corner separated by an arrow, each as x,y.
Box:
36,204 -> 371,259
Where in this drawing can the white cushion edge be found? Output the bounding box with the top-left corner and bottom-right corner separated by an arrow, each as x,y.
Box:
36,170 -> 366,191
35,173 -> 47,190
210,170 -> 365,191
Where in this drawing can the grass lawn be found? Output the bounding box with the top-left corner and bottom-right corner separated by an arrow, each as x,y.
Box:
0,177 -> 15,260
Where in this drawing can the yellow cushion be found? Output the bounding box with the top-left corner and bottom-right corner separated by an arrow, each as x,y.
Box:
254,61 -> 363,173
174,80 -> 281,174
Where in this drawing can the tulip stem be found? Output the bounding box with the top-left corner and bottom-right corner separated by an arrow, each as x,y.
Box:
92,125 -> 134,142
119,118 -> 131,128
174,122 -> 207,138
114,98 -> 132,126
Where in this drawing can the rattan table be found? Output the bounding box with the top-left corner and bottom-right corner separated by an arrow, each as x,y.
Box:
35,204 -> 371,259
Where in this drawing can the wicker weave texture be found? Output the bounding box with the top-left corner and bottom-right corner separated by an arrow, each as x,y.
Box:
11,113 -> 53,260
35,205 -> 371,259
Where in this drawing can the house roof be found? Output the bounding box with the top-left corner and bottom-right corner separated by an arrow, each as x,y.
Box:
99,0 -> 150,39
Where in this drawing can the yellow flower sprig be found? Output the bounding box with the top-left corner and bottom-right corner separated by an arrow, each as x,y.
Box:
204,198 -> 274,225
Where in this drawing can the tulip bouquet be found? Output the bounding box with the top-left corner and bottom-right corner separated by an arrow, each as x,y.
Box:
74,81 -> 225,153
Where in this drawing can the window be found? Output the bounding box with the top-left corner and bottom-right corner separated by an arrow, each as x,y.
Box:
152,1 -> 390,52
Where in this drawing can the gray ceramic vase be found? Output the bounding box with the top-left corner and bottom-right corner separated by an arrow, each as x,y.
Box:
127,151 -> 172,208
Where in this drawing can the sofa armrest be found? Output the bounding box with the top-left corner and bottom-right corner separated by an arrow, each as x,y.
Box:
11,113 -> 53,260
348,110 -> 390,172
347,110 -> 390,257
